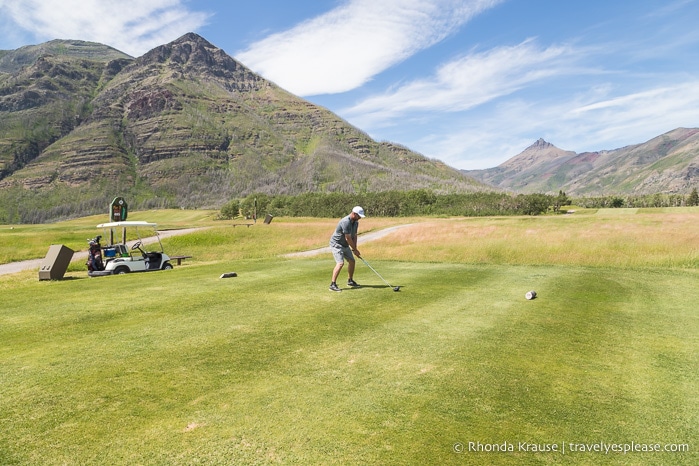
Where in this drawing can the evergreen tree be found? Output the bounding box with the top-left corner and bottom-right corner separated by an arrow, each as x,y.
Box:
553,190 -> 571,213
688,188 -> 699,206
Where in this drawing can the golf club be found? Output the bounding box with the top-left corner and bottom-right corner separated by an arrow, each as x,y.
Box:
358,256 -> 401,291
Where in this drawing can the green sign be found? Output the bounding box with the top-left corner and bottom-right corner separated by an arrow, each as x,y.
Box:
110,197 -> 128,222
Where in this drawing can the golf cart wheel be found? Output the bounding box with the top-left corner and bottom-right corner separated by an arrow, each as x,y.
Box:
162,262 -> 173,270
114,266 -> 129,274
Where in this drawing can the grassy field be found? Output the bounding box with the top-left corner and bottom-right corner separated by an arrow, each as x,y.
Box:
1,208 -> 697,465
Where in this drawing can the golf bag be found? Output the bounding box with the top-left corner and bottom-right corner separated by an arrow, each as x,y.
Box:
86,235 -> 104,272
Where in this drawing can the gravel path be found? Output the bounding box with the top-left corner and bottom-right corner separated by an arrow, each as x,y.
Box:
282,224 -> 414,258
0,228 -> 204,276
1,223 -> 413,276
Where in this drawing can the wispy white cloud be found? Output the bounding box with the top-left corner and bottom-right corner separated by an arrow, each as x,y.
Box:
236,0 -> 504,96
332,7 -> 699,171
343,39 -> 583,127
564,81 -> 699,145
3,0 -> 697,173
306,0 -> 697,171
0,0 -> 210,56
403,79 -> 699,170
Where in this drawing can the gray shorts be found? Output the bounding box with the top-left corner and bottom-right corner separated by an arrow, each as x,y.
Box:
331,245 -> 354,264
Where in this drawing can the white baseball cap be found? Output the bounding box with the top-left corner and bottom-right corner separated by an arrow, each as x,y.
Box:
352,206 -> 366,218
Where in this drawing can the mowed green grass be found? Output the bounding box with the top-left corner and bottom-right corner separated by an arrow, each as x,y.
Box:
1,209 -> 698,465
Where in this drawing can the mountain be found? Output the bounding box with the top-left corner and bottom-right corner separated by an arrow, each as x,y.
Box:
0,33 -> 483,222
0,40 -> 132,182
463,128 -> 699,196
0,39 -> 131,73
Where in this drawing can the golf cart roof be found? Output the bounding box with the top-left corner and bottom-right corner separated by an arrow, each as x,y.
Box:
96,221 -> 157,228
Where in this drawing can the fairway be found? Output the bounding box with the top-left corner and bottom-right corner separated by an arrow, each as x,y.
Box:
1,211 -> 697,465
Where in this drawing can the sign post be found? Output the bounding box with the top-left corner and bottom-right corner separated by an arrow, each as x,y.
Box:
109,197 -> 128,245
110,197 -> 128,222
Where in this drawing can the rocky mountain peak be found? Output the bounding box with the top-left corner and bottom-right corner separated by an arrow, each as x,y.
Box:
142,32 -> 216,64
136,32 -> 263,90
466,127 -> 699,196
497,138 -> 572,172
527,138 -> 553,150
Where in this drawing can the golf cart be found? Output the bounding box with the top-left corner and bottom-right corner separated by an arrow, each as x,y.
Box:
87,221 -> 174,277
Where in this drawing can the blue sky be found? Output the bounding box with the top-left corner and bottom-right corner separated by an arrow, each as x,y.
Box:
2,0 -> 699,169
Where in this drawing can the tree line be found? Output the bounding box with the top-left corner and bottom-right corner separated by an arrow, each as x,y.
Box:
219,190 -> 572,219
3,186 -> 696,224
575,188 -> 699,208
220,188 -> 699,220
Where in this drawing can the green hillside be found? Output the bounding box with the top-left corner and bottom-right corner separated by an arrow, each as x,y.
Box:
0,34 -> 483,224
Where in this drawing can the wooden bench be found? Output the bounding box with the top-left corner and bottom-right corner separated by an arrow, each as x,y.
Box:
169,255 -> 192,266
231,223 -> 254,228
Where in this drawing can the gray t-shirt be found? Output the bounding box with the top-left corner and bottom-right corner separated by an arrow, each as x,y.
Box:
329,215 -> 359,247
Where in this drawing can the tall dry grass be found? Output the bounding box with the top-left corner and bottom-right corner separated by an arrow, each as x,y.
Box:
362,211 -> 699,268
4,208 -> 698,269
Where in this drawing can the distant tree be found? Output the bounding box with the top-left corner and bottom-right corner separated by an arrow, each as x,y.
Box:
219,199 -> 240,219
405,189 -> 437,215
552,190 -> 571,213
688,188 -> 699,207
610,197 -> 624,208
240,194 -> 270,220
516,193 -> 552,215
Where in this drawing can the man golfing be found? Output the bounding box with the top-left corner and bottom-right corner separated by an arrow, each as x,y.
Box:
329,206 -> 365,292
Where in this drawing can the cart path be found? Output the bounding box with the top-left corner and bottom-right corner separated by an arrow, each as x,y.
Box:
0,227 -> 205,276
282,224 -> 415,258
1,224 -> 415,275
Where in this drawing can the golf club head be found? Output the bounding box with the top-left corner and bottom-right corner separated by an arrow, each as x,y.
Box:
393,286 -> 401,292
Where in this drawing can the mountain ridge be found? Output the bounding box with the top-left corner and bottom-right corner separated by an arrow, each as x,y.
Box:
464,127 -> 699,195
0,33 -> 484,222
0,39 -> 132,73
3,32 -> 697,223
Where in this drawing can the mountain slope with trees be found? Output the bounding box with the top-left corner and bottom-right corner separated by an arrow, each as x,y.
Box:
0,33 -> 483,223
